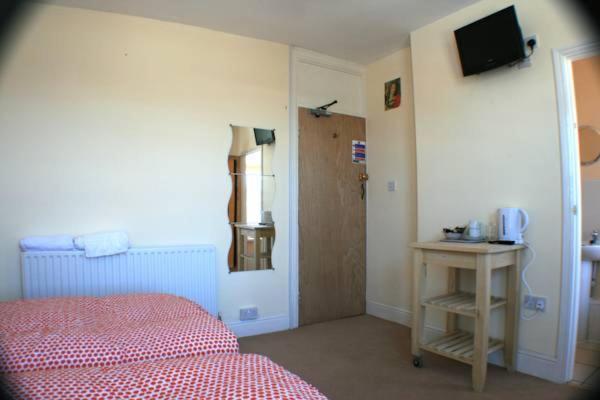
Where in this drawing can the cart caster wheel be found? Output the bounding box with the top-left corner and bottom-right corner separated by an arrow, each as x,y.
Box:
412,356 -> 423,368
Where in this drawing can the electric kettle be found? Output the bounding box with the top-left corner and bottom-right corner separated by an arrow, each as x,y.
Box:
497,208 -> 529,244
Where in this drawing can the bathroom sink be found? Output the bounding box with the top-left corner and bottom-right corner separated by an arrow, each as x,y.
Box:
582,244 -> 600,261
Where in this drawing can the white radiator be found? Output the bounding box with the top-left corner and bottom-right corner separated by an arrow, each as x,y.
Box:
21,245 -> 218,316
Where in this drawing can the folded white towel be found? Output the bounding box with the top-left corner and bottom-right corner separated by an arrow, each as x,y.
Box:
74,231 -> 130,258
20,235 -> 75,251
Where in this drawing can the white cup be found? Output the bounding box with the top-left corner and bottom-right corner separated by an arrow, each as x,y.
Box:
469,220 -> 481,238
261,211 -> 273,225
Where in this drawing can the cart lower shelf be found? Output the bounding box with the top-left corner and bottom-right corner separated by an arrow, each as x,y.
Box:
420,330 -> 504,365
422,292 -> 506,317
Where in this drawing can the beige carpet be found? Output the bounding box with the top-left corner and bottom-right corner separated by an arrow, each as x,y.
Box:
239,315 -> 590,400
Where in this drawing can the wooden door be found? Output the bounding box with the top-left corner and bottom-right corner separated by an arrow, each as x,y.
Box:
298,107 -> 366,326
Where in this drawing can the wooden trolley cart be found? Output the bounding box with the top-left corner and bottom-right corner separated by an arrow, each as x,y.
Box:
410,241 -> 523,392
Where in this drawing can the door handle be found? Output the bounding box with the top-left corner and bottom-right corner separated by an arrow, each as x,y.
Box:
359,173 -> 368,200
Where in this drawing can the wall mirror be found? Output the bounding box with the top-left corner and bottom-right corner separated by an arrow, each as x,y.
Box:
228,125 -> 276,272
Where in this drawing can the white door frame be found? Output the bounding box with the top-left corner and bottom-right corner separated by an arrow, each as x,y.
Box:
288,47 -> 300,329
553,40 -> 600,382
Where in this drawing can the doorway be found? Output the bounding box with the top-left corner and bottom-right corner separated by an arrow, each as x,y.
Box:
553,41 -> 600,385
298,107 -> 367,326
571,53 -> 600,386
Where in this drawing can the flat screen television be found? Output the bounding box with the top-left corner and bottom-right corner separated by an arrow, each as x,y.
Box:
454,6 -> 525,77
254,128 -> 275,145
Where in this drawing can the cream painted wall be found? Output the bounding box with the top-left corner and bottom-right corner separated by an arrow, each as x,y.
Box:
294,48 -> 366,118
365,48 -> 417,314
0,4 -> 290,329
411,0 -> 589,358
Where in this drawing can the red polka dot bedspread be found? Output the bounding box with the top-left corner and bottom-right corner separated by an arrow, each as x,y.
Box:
2,353 -> 328,400
0,294 -> 239,374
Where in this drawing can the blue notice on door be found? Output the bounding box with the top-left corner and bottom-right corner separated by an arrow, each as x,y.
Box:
352,140 -> 366,164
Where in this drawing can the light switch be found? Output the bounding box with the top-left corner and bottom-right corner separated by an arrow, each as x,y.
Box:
387,180 -> 397,192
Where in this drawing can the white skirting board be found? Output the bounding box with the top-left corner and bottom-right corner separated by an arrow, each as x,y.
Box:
225,314 -> 290,338
366,300 -> 563,383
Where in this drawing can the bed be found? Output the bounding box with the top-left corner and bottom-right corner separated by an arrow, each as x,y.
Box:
2,354 -> 328,400
1,267 -> 327,399
0,293 -> 239,373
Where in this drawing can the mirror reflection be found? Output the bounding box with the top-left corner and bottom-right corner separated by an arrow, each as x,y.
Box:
580,125 -> 600,166
228,125 -> 276,272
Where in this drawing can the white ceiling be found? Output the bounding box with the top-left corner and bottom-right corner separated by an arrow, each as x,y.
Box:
41,0 -> 479,64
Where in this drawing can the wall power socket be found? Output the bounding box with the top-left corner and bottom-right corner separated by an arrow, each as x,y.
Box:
240,306 -> 258,321
524,295 -> 546,312
518,34 -> 538,70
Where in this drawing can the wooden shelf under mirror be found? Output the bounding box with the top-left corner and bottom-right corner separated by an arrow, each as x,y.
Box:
234,223 -> 275,271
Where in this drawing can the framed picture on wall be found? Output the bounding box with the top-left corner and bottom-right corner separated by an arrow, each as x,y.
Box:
384,77 -> 401,110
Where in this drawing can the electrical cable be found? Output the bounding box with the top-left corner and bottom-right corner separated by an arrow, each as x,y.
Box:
508,39 -> 536,67
522,39 -> 536,59
520,241 -> 540,320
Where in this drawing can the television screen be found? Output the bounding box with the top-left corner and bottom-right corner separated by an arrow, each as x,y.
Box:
454,6 -> 525,76
254,128 -> 275,145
